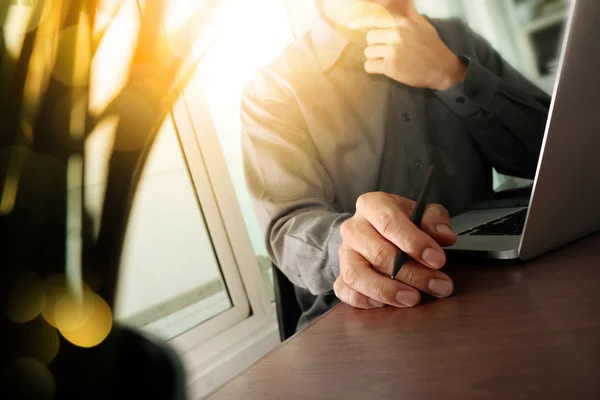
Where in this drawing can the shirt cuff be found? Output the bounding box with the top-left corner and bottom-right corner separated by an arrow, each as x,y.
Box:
435,56 -> 500,118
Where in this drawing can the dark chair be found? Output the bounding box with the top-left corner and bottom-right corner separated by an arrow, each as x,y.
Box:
272,263 -> 302,341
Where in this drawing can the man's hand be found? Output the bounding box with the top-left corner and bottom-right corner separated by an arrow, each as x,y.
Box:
333,192 -> 457,309
356,12 -> 467,91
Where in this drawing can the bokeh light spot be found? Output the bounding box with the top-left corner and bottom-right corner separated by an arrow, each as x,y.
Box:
4,269 -> 46,324
128,63 -> 171,98
42,274 -> 83,328
0,358 -> 55,400
2,315 -> 60,366
58,292 -> 113,348
54,288 -> 95,333
111,63 -> 168,152
42,274 -> 93,328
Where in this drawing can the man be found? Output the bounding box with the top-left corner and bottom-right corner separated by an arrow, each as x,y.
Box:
241,0 -> 550,329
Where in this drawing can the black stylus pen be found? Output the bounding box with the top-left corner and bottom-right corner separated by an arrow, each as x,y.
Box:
391,165 -> 436,279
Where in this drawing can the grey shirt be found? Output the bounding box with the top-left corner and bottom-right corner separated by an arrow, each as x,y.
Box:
241,17 -> 550,329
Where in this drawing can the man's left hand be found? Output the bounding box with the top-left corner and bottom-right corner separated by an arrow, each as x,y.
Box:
358,12 -> 467,91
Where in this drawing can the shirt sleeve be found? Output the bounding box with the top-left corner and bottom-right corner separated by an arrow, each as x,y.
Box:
240,69 -> 350,296
435,23 -> 551,179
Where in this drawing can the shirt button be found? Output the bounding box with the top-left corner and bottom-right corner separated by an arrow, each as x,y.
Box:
401,113 -> 411,122
456,97 -> 466,104
414,160 -> 423,169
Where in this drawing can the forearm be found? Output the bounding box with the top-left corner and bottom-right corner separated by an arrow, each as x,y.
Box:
436,57 -> 550,178
266,207 -> 352,296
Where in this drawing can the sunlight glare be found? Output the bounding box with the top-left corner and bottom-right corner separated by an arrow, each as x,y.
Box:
335,1 -> 394,29
1,0 -> 52,57
198,0 -> 294,153
90,0 -> 141,115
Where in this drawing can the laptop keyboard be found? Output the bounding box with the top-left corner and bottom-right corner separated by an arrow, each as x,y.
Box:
458,209 -> 528,236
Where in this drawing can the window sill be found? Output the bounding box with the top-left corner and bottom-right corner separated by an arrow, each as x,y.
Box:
171,308 -> 280,399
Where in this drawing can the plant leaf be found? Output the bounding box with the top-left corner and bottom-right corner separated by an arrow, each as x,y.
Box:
91,0 -> 124,54
1,0 -> 46,144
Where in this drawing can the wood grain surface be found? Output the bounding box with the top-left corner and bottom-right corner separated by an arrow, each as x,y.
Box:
207,234 -> 600,399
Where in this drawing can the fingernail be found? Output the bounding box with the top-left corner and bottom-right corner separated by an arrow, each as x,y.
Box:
422,248 -> 446,269
396,290 -> 419,307
436,224 -> 456,237
428,279 -> 454,298
368,298 -> 385,308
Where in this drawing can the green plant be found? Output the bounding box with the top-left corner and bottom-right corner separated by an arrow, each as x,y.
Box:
0,0 -> 223,397
1,0 -> 220,309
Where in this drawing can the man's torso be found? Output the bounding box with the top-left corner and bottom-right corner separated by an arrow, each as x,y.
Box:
255,18 -> 497,329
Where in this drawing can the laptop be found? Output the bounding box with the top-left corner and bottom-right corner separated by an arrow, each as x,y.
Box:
445,0 -> 600,260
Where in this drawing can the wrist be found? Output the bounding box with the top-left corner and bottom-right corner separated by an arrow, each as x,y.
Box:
431,55 -> 467,91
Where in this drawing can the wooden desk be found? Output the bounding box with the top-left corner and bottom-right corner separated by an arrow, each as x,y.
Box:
207,234 -> 600,399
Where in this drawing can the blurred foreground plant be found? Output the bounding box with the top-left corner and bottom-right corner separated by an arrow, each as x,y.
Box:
0,0 -> 223,398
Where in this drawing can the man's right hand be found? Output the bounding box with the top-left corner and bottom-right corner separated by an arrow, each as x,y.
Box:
334,192 -> 457,309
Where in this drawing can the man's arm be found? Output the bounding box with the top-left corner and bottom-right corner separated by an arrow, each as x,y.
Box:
359,13 -> 550,179
242,68 -> 458,309
241,70 -> 350,296
435,22 -> 551,179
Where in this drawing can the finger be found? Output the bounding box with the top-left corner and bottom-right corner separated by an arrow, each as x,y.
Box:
420,203 -> 457,247
339,244 -> 421,308
366,28 -> 402,45
355,193 -> 447,270
364,44 -> 392,60
340,217 -> 397,275
394,259 -> 455,298
364,59 -> 387,75
340,218 -> 455,298
333,277 -> 385,309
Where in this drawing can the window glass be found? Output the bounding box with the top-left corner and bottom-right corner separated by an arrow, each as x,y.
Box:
196,0 -> 295,302
84,0 -> 236,340
109,117 -> 232,340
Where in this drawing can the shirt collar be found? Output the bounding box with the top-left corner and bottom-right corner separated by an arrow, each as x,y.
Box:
311,17 -> 372,73
311,17 -> 350,72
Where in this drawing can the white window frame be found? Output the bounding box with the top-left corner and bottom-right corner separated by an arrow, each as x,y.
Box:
92,1 -> 253,338
163,55 -> 275,355
182,81 -> 273,316
110,2 -> 281,396
165,79 -> 279,386
113,0 -> 276,356
151,95 -> 251,352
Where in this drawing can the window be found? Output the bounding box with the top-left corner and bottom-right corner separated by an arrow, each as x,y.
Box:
111,115 -> 240,341
195,0 -> 295,302
86,0 -> 288,353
